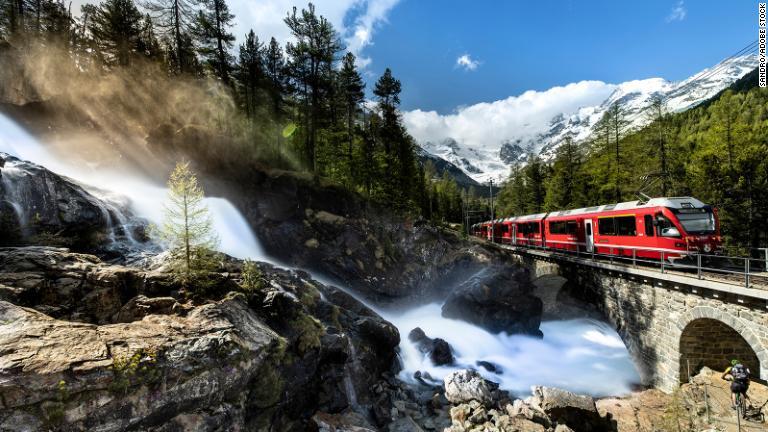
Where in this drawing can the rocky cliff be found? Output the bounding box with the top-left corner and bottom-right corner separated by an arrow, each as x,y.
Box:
0,247 -> 400,431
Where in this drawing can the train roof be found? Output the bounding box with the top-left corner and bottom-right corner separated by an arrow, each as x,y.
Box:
546,197 -> 708,218
477,197 -> 709,225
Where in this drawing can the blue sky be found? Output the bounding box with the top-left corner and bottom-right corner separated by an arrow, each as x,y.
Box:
360,0 -> 756,112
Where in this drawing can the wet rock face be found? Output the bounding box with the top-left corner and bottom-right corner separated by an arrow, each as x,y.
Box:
219,171 -> 513,305
408,327 -> 455,366
441,266 -> 543,337
0,246 -> 401,431
0,153 -> 137,250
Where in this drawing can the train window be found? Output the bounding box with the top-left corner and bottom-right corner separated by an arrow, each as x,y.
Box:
644,215 -> 654,237
566,221 -> 578,235
598,218 -> 615,235
532,223 -> 540,234
586,223 -> 592,236
615,216 -> 637,236
549,221 -> 566,235
657,215 -> 681,238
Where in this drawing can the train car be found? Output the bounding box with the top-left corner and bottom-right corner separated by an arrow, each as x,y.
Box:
511,213 -> 547,247
473,197 -> 721,261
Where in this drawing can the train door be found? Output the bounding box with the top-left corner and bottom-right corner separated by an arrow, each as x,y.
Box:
585,219 -> 594,253
512,224 -> 517,246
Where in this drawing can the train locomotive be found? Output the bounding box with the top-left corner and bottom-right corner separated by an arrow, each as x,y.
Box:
471,197 -> 722,261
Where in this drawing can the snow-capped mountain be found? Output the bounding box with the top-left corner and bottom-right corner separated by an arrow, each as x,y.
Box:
414,55 -> 758,184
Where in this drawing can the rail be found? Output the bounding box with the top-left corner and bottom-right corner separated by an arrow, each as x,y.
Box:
483,237 -> 768,291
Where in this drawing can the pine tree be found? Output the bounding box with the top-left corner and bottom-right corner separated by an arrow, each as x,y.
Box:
158,161 -> 219,288
284,3 -> 342,172
195,0 -> 234,83
646,95 -> 670,195
235,29 -> 263,119
338,52 -> 364,179
89,0 -> 143,66
264,37 -> 288,150
142,0 -> 199,74
545,136 -> 586,210
607,102 -> 628,201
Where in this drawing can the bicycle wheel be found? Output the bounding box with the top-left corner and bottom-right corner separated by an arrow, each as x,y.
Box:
739,395 -> 747,419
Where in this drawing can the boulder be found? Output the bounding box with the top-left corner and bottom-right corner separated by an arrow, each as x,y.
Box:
443,369 -> 500,406
441,266 -> 543,337
530,386 -> 606,431
408,327 -> 454,366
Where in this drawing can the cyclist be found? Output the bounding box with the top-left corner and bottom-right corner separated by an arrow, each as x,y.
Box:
722,359 -> 750,409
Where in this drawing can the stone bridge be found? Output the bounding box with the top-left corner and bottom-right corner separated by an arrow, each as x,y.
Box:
506,247 -> 768,392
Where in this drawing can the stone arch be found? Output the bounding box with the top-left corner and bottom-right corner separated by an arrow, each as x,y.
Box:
672,307 -> 767,386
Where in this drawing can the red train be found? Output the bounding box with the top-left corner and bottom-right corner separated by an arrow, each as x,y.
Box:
472,197 -> 722,261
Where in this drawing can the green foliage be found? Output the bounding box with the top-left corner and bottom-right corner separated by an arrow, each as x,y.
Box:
240,258 -> 264,293
156,161 -> 219,290
108,348 -> 160,396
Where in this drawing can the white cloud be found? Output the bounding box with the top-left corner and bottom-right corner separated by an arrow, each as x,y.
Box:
666,1 -> 686,22
402,80 -> 616,151
456,54 -> 480,71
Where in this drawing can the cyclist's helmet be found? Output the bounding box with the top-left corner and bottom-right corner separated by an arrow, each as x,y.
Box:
731,359 -> 740,366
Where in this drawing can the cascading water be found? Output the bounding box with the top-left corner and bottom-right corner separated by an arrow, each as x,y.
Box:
0,112 -> 266,260
382,304 -> 641,397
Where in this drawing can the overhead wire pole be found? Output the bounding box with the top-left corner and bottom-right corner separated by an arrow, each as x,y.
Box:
489,179 -> 494,242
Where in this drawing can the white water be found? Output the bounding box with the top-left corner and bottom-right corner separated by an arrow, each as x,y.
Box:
383,303 -> 641,397
0,113 -> 266,260
0,112 -> 640,398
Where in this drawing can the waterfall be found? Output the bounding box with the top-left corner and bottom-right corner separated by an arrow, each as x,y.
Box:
342,334 -> 361,410
0,112 -> 266,260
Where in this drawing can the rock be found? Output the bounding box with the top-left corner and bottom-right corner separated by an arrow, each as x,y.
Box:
475,360 -> 502,374
388,416 -> 424,432
0,247 -> 404,430
408,327 -> 454,366
531,386 -> 605,431
113,294 -> 179,322
0,153 -> 144,250
313,411 -> 377,432
443,369 -> 498,406
441,266 -> 543,336
506,399 -> 550,428
555,424 -> 576,432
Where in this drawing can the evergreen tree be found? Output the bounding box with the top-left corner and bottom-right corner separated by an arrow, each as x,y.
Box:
338,52 -> 364,178
89,0 -> 143,66
545,136 -> 586,210
646,95 -> 670,195
195,0 -> 234,83
264,37 -> 288,149
142,0 -> 199,74
284,2 -> 342,172
235,29 -> 263,119
158,161 -> 219,287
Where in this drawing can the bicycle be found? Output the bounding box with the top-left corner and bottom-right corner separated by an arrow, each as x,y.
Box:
736,390 -> 747,419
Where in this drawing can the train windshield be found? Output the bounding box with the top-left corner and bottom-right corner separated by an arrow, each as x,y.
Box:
675,208 -> 716,234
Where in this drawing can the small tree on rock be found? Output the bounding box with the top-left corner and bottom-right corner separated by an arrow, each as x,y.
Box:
158,161 -> 219,288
